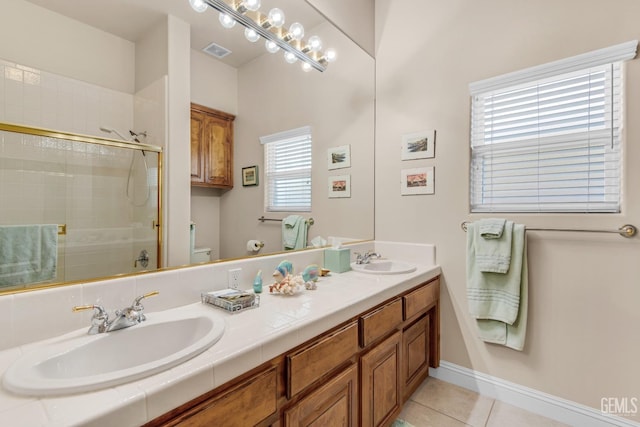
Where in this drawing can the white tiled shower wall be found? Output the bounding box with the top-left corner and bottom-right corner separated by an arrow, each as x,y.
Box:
0,59 -> 133,135
0,58 -> 162,284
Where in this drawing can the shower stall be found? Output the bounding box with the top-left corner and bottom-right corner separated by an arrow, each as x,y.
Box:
0,122 -> 162,291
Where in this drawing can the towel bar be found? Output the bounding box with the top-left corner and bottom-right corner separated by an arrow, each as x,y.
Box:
460,221 -> 636,238
258,216 -> 314,226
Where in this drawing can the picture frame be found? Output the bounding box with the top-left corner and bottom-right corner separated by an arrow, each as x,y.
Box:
401,167 -> 434,195
328,174 -> 351,198
401,130 -> 436,160
242,165 -> 258,187
327,144 -> 351,170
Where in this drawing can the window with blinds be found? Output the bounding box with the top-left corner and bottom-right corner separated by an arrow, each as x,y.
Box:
469,41 -> 637,213
261,126 -> 312,212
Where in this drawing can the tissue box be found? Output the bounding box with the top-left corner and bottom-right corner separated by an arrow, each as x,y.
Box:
324,248 -> 351,273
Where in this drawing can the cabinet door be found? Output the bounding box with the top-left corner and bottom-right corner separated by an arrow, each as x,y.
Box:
190,104 -> 235,189
284,362 -> 358,427
402,315 -> 430,400
360,331 -> 401,427
190,111 -> 206,184
203,114 -> 233,188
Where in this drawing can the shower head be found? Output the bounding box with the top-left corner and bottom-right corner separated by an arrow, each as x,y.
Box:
99,126 -> 129,141
129,130 -> 148,143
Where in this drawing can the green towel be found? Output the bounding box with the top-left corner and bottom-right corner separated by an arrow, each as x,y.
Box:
478,218 -> 506,239
0,224 -> 58,286
467,222 -> 528,351
282,215 -> 307,250
475,219 -> 513,274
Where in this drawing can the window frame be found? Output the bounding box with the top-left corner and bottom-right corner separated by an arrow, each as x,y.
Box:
468,40 -> 637,214
261,126 -> 313,213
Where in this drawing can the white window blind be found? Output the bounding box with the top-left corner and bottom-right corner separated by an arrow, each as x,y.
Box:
261,126 -> 312,212
469,40 -> 637,213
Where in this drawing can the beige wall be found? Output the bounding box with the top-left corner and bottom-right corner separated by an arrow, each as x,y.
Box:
375,0 -> 640,415
306,0 -> 374,57
219,21 -> 375,259
189,50 -> 239,258
0,0 -> 135,94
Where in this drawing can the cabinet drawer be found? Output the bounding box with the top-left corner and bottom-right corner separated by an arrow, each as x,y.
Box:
403,279 -> 439,320
359,298 -> 403,347
175,366 -> 277,427
287,321 -> 359,398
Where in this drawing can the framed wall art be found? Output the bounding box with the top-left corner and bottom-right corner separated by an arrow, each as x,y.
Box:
401,130 -> 436,160
328,174 -> 351,198
242,165 -> 258,186
401,167 -> 434,195
328,144 -> 351,170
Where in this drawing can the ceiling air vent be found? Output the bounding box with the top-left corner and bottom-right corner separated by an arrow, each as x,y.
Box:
202,42 -> 232,59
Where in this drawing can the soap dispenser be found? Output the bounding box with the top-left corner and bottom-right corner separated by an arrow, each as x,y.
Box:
253,270 -> 263,294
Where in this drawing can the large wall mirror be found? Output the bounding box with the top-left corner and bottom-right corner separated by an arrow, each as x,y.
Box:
0,0 -> 374,294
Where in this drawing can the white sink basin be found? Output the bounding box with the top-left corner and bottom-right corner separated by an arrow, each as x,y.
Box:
3,306 -> 226,396
350,260 -> 417,275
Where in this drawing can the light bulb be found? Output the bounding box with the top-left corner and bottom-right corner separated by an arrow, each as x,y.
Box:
307,35 -> 323,52
244,28 -> 260,43
189,0 -> 207,13
265,40 -> 280,53
219,13 -> 236,29
301,62 -> 313,72
267,8 -> 285,28
324,48 -> 337,63
288,23 -> 304,41
242,0 -> 261,12
284,51 -> 297,64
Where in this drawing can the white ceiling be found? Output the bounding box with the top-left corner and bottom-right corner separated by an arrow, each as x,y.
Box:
22,0 -> 325,68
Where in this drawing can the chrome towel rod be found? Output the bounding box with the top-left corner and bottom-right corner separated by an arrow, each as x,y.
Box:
460,221 -> 637,238
258,216 -> 315,226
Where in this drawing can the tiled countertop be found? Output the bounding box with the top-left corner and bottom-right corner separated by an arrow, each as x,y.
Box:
0,252 -> 440,426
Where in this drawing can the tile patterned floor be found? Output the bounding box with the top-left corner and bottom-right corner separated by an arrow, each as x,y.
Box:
394,378 -> 570,427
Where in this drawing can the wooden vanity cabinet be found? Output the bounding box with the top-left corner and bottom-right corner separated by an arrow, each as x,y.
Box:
283,362 -> 359,426
286,321 -> 359,399
402,315 -> 430,400
145,276 -> 440,427
190,103 -> 235,189
154,364 -> 281,427
360,330 -> 402,427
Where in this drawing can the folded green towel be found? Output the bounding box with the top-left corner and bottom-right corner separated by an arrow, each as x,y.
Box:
478,218 -> 506,239
467,222 -> 523,324
475,219 -> 512,274
282,215 -> 307,250
467,222 -> 528,351
0,224 -> 58,287
476,239 -> 528,351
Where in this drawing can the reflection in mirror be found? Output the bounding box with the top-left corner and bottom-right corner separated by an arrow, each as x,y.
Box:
0,0 -> 373,294
195,0 -> 375,259
0,124 -> 162,293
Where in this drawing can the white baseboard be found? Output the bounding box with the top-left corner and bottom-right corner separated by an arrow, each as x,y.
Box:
430,361 -> 640,427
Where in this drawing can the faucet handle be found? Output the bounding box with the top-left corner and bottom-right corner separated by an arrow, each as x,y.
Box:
72,304 -> 107,317
130,291 -> 159,322
132,291 -> 159,308
72,304 -> 109,334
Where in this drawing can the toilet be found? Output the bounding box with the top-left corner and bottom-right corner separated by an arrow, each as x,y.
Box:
189,222 -> 212,263
191,247 -> 212,263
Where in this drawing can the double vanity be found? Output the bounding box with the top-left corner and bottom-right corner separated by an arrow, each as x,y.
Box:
0,241 -> 440,426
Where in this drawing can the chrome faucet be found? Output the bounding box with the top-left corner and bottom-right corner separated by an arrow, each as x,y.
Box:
73,291 -> 159,335
354,251 -> 382,265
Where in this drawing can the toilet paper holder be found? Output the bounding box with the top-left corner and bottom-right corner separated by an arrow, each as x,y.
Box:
247,240 -> 265,252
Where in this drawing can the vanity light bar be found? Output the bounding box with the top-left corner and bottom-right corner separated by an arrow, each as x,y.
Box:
201,0 -> 327,72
